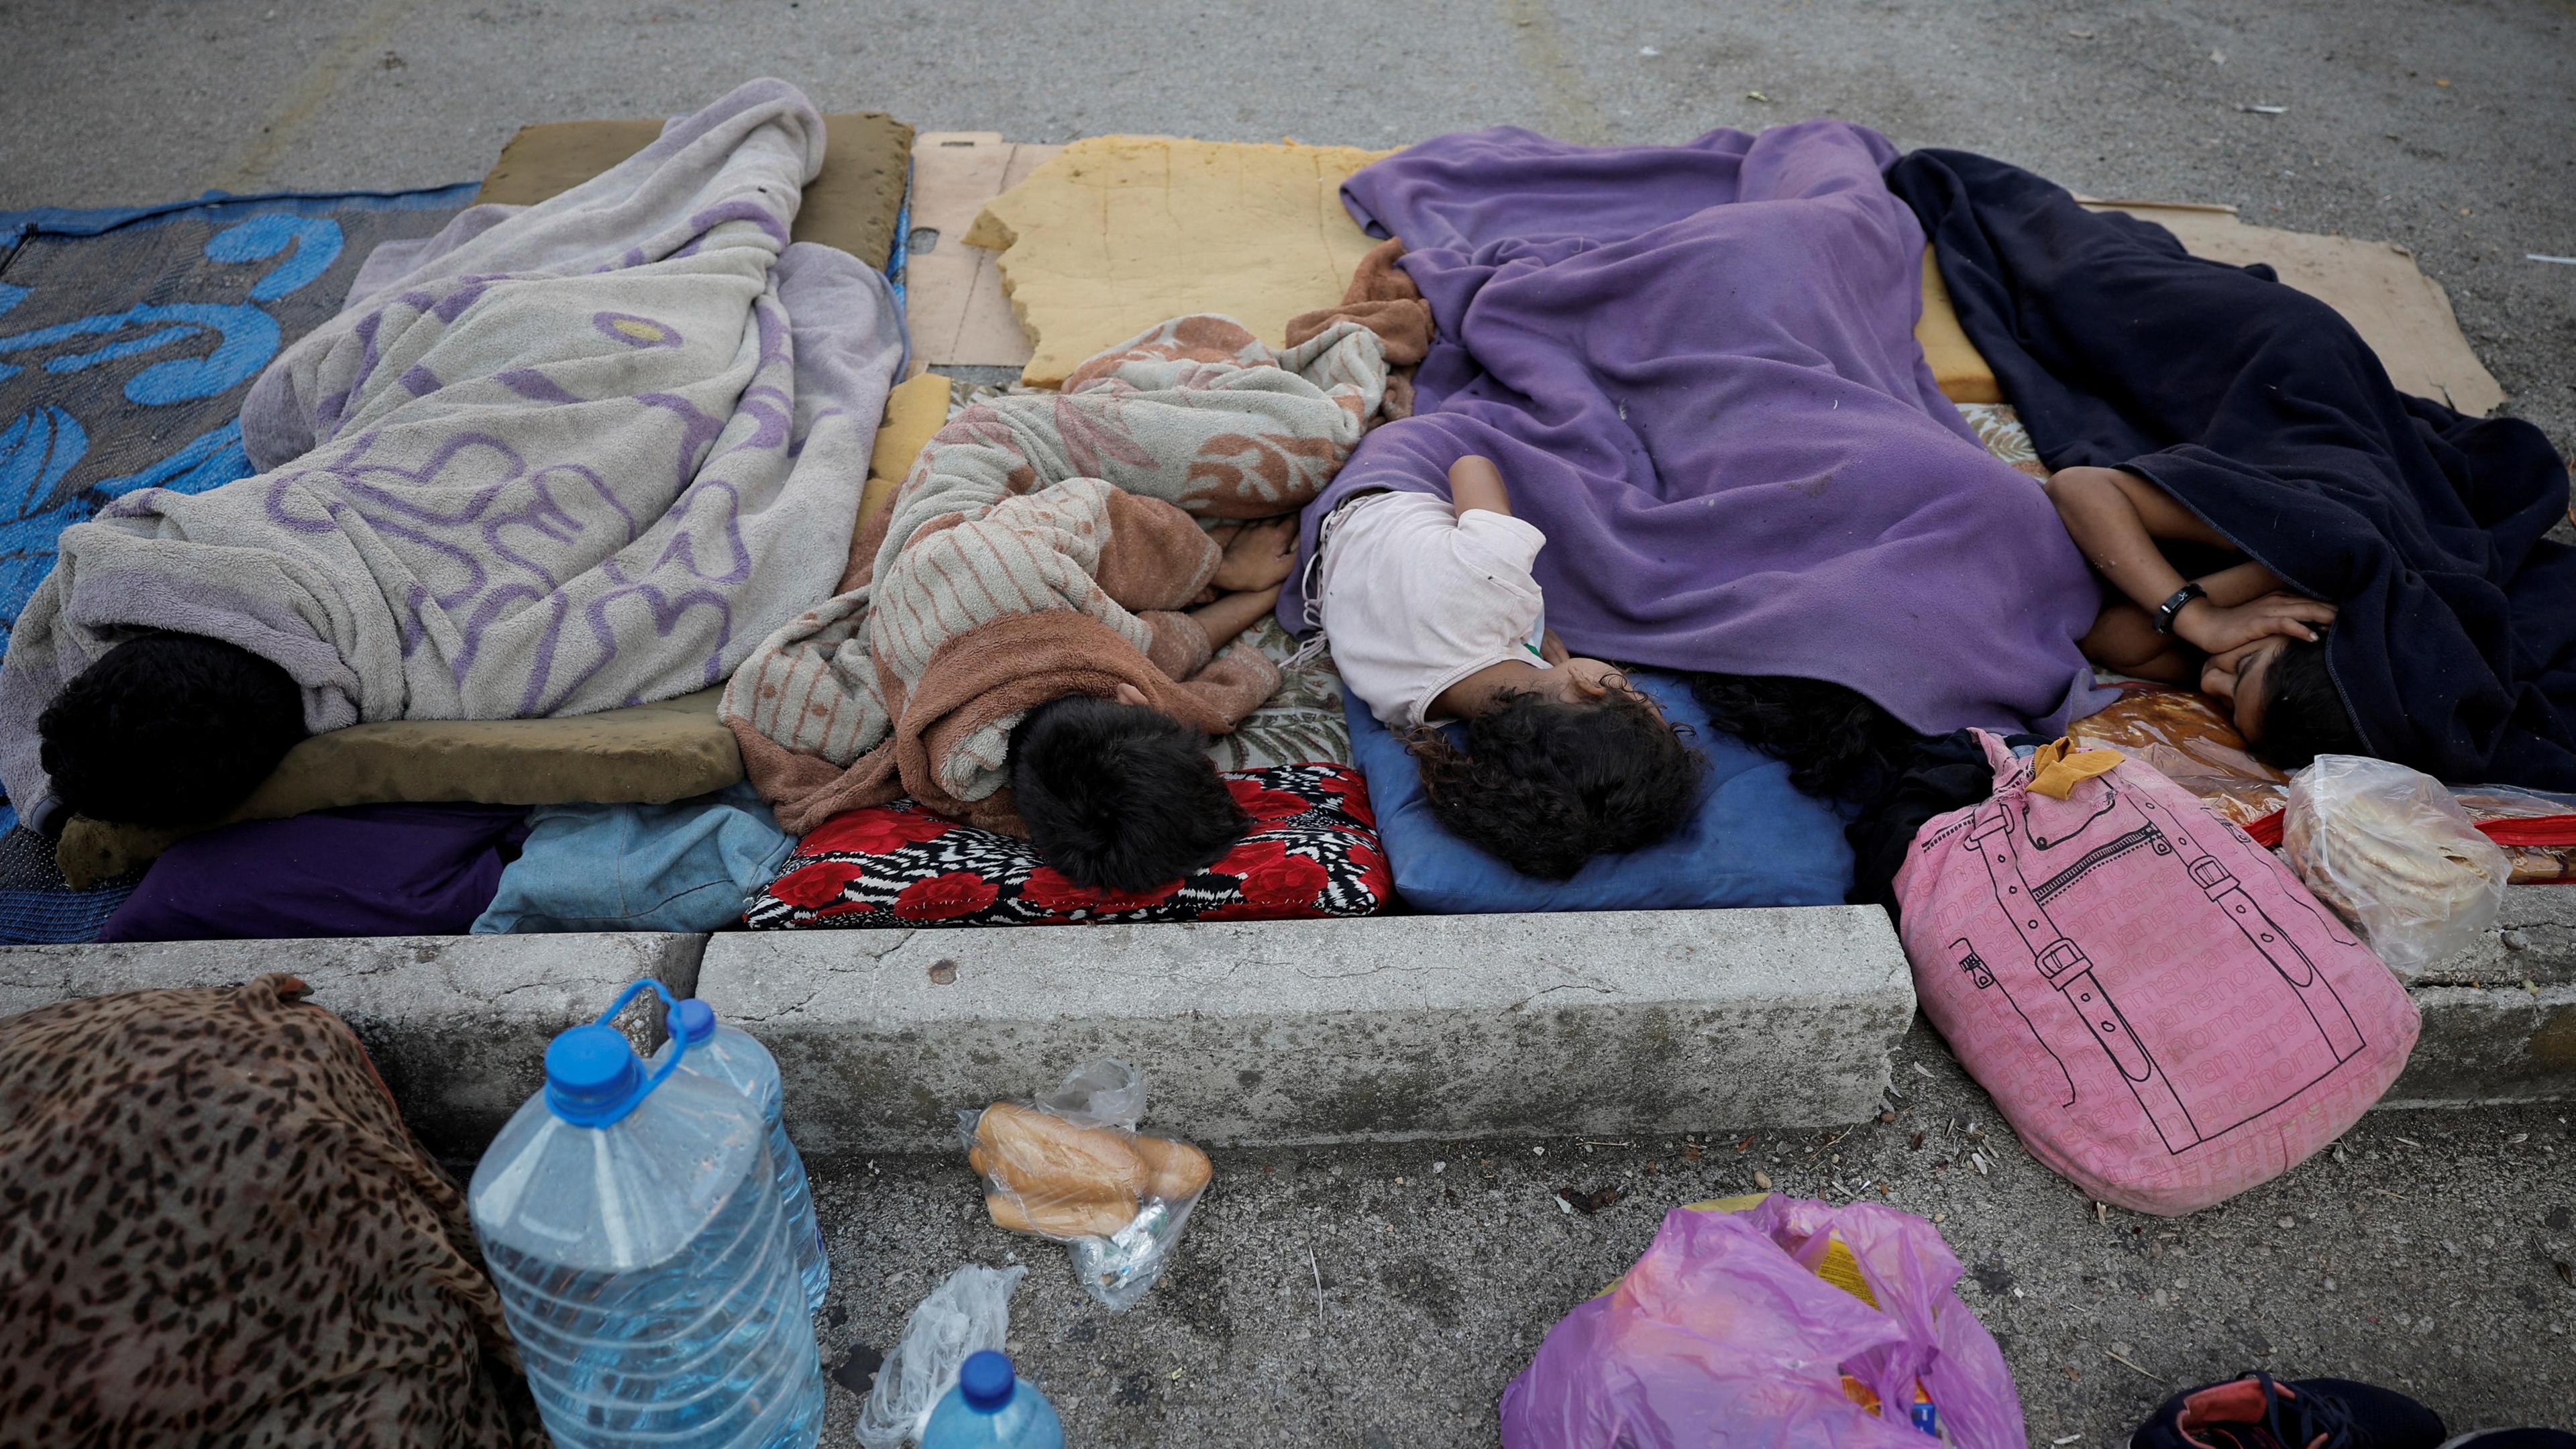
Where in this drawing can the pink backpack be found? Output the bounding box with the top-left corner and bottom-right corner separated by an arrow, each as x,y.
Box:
1892,732 -> 2418,1215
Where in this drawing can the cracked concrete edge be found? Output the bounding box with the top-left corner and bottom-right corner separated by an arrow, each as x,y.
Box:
2382,979 -> 2576,1108
696,907 -> 1920,1152
2414,884 -> 2576,988
0,888 -> 2561,1171
0,932 -> 708,1160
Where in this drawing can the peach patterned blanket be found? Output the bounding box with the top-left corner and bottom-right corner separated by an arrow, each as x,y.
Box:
722,314 -> 1393,831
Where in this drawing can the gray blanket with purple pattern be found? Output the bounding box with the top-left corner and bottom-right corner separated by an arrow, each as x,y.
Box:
0,79 -> 903,824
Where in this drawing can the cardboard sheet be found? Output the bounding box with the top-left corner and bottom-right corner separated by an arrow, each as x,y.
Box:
857,371 -> 953,535
965,136 -> 1395,387
476,111 -> 916,270
1917,200 -> 2505,417
906,131 -> 1063,370
1914,246 -> 2004,405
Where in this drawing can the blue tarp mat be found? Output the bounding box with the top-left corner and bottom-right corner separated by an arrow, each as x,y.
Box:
0,183 -> 475,944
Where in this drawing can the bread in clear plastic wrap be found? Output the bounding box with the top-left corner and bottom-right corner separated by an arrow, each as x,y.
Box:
2282,755 -> 2511,979
959,1058 -> 1210,1309
967,1101 -> 1211,1238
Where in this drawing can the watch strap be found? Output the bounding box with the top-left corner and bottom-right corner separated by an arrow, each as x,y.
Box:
2153,582 -> 2206,636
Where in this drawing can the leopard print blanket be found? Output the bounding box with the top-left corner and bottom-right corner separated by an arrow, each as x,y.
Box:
0,973 -> 544,1448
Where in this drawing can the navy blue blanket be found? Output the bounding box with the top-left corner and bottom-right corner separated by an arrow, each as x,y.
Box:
1884,149 -> 2576,789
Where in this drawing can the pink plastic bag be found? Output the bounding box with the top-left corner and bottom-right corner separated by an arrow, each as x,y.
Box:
1894,731 -> 2419,1216
1499,1196 -> 2025,1449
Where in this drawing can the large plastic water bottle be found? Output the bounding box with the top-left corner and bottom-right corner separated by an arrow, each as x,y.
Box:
470,981 -> 824,1449
653,999 -> 829,1310
921,1352 -> 1065,1449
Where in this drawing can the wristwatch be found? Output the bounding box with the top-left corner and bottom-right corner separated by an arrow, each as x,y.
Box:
2153,582 -> 2207,637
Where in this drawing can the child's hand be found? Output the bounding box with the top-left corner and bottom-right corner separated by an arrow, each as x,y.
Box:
2177,590 -> 2336,655
1212,516 -> 1298,592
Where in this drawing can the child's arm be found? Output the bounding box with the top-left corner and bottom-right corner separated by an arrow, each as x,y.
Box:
1448,455 -> 1511,519
2046,466 -> 2332,653
2194,558 -> 2292,608
1187,586 -> 1284,651
2080,604 -> 2199,682
2078,559 -> 2300,682
1210,517 -> 1299,592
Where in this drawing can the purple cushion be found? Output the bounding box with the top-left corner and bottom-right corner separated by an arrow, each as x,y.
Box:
100,804 -> 530,942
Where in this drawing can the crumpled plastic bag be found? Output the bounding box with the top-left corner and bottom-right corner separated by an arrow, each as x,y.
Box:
855,1263 -> 1025,1449
2283,755 -> 2510,979
1500,1195 -> 2026,1449
960,1059 -> 1211,1310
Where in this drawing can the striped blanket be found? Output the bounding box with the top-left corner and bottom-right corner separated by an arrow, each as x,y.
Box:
724,314 -> 1393,833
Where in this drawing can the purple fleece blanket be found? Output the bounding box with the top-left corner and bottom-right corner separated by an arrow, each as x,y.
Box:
1281,121 -> 2108,737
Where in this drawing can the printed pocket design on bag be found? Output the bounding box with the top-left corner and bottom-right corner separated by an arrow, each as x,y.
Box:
1946,770 -> 2368,1157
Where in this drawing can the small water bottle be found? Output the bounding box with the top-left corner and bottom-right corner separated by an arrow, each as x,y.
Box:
920,1351 -> 1065,1449
470,980 -> 824,1449
653,998 -> 830,1310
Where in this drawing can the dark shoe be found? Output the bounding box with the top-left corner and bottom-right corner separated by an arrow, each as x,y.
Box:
2132,1373 -> 2447,1449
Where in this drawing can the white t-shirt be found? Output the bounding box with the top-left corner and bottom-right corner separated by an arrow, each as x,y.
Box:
1314,490 -> 1551,728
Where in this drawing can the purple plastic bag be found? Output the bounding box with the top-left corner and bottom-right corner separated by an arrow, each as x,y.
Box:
1499,1196 -> 2025,1448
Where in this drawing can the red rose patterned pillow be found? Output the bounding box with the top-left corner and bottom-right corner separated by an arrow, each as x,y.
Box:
745,763 -> 1390,928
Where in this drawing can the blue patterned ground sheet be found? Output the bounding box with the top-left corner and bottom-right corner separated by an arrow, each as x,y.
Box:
0,184 -> 474,942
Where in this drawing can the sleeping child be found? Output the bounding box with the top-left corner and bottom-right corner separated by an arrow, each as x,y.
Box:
726,476 -> 1301,893
2046,464 -> 2361,767
1311,454 -> 1706,878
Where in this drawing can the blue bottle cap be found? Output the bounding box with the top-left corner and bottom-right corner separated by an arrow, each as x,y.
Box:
958,1350 -> 1015,1412
667,997 -> 717,1046
543,1024 -> 643,1126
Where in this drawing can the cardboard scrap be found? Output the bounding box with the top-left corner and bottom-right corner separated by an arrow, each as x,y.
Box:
857,371 -> 953,537
905,131 -> 1063,370
1915,247 -> 2004,405
965,136 -> 1395,387
475,112 -> 915,271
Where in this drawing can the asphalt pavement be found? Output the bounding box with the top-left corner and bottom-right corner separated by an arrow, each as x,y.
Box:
808,1022 -> 2576,1447
5,0 -> 2571,452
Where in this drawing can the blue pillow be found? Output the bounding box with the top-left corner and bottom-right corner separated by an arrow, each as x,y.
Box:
1341,669 -> 1854,912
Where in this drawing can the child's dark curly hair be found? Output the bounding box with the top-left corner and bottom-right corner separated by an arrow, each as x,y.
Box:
38,633 -> 307,827
1684,672 -> 1926,804
1010,694 -> 1253,891
2253,635 -> 2363,770
1405,686 -> 1706,879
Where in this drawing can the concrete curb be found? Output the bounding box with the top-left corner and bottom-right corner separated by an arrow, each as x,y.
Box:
0,933 -> 704,1161
2383,981 -> 2576,1106
692,906 -> 1919,1153
2387,886 -> 2576,1106
1,886 -> 2569,1167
